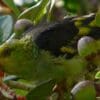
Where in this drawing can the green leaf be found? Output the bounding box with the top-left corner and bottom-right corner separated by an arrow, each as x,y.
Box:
63,0 -> 80,13
95,71 -> 100,79
26,79 -> 55,100
0,15 -> 13,44
47,0 -> 55,21
48,0 -> 55,13
18,0 -> 49,24
71,81 -> 96,100
14,88 -> 28,96
3,0 -> 20,17
3,75 -> 18,82
95,9 -> 100,27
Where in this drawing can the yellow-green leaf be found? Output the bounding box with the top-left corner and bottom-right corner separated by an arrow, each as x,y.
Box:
18,0 -> 49,24
3,0 -> 20,17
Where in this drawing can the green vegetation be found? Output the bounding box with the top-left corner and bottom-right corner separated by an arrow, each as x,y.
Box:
0,0 -> 100,100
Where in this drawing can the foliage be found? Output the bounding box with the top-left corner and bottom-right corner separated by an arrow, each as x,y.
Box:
0,15 -> 13,44
18,0 -> 49,24
0,0 -> 99,100
3,0 -> 20,17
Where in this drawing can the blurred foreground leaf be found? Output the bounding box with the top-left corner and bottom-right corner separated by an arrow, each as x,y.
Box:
3,0 -> 20,17
19,0 -> 49,24
26,79 -> 55,100
71,81 -> 96,100
95,71 -> 100,79
0,15 -> 13,44
95,9 -> 100,27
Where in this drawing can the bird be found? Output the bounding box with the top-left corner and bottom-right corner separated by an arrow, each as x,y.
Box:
14,13 -> 100,58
